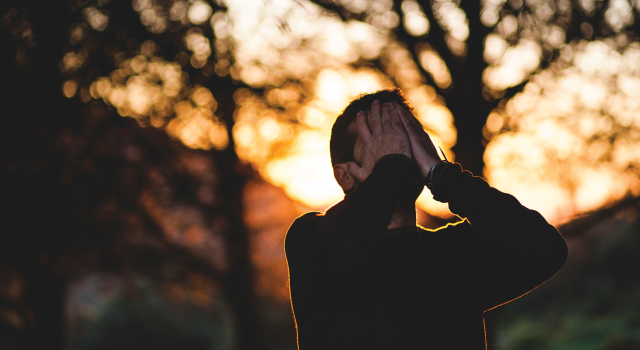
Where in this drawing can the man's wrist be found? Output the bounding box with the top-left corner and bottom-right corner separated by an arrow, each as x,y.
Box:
421,159 -> 439,178
426,160 -> 449,190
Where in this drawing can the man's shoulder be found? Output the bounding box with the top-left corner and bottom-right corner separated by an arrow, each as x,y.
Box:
288,211 -> 321,231
284,211 -> 321,249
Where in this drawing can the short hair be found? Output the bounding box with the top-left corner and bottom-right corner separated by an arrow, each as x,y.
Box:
330,88 -> 414,166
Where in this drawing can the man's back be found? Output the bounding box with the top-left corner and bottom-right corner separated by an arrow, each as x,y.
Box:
287,94 -> 567,349
285,157 -> 567,350
287,220 -> 486,349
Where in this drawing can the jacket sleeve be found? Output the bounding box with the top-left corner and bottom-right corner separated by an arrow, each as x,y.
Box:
430,163 -> 568,312
285,154 -> 415,282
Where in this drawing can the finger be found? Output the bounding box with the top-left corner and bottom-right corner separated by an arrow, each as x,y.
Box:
389,101 -> 404,131
400,103 -> 423,129
397,105 -> 435,144
401,106 -> 427,138
397,105 -> 439,155
347,161 -> 367,183
355,111 -> 371,141
380,102 -> 391,128
395,102 -> 419,135
392,102 -> 413,124
394,102 -> 436,153
368,99 -> 382,134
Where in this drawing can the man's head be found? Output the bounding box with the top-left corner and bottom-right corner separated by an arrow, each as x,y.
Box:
330,88 -> 414,167
330,88 -> 421,195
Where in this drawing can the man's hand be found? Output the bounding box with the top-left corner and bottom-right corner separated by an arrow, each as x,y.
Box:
347,100 -> 411,183
392,101 -> 440,180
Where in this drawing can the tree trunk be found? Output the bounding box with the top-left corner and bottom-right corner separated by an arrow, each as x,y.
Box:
216,94 -> 268,350
420,0 -> 495,177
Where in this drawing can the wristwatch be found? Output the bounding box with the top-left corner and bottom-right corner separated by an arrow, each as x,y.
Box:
426,146 -> 449,190
426,161 -> 447,190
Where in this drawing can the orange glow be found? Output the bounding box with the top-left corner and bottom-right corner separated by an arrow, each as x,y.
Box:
53,0 -> 640,313
187,1 -> 213,25
484,34 -> 508,64
485,40 -> 640,224
483,39 -> 542,91
432,0 -> 469,56
184,227 -> 205,246
185,30 -> 211,68
62,80 -> 77,98
83,0 -> 460,218
605,0 -> 634,32
133,0 -> 169,33
232,69 -> 395,208
244,180 -> 309,301
61,50 -> 88,73
141,181 -> 229,272
90,45 -> 226,151
402,0 -> 430,36
232,66 -> 456,217
418,48 -> 452,89
83,7 -> 108,31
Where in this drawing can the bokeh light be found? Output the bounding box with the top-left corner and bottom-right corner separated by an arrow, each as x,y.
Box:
485,39 -> 640,223
187,1 -> 213,25
217,0 -> 458,216
483,38 -> 542,90
402,0 -> 430,36
62,80 -> 77,98
77,0 -> 459,218
52,0 -> 640,224
133,0 -> 169,33
87,41 -> 227,151
8,0 -> 640,347
83,7 -> 108,32
432,0 -> 469,56
74,0 -> 640,225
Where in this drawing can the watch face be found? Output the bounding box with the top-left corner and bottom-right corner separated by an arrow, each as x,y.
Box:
427,162 -> 448,189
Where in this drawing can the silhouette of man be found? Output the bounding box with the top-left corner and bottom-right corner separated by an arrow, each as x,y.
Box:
285,89 -> 567,350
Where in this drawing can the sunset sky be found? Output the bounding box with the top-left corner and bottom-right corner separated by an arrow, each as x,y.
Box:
67,0 -> 640,224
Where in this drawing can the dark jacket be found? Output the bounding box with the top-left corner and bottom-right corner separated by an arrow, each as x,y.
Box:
285,155 -> 568,350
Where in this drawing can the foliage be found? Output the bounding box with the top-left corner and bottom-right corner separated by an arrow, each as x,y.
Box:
495,205 -> 640,350
3,0 -> 640,349
68,281 -> 234,350
1,2 -> 265,349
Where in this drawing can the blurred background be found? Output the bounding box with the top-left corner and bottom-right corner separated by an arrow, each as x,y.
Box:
1,0 -> 639,349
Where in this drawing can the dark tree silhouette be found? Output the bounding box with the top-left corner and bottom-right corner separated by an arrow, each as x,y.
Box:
1,1 -> 266,349
3,0 -> 640,349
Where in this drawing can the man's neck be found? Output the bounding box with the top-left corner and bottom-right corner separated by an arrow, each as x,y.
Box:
387,202 -> 417,229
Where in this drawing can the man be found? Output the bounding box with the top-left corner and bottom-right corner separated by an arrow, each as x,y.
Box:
284,88 -> 567,349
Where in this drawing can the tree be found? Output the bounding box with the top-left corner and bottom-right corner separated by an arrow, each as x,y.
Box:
3,0 -> 640,348
1,2 -> 267,349
306,0 -> 640,220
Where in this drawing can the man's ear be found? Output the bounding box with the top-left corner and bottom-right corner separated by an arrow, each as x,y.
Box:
333,163 -> 355,193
